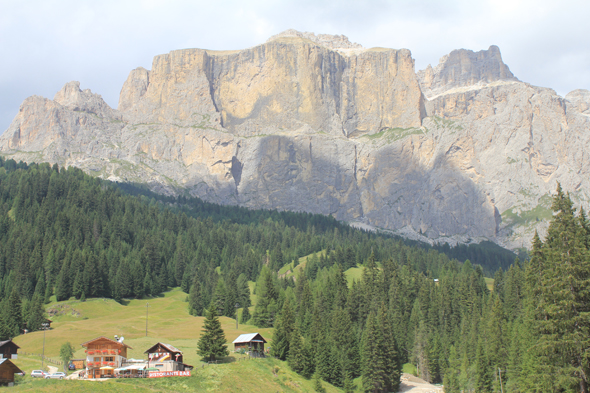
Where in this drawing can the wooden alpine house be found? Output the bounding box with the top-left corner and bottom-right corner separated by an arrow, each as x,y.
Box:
81,336 -> 132,378
0,358 -> 23,386
144,342 -> 192,372
0,340 -> 19,360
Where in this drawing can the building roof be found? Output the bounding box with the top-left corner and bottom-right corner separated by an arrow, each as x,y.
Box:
0,358 -> 24,374
80,336 -> 133,349
232,333 -> 267,344
144,342 -> 182,354
0,340 -> 20,349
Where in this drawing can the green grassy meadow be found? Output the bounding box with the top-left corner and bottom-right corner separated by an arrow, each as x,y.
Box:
9,356 -> 340,392
8,287 -> 344,392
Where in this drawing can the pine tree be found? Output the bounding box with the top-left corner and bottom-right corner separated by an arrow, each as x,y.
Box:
240,306 -> 251,324
313,372 -> 326,393
197,303 -> 229,362
188,276 -> 203,316
443,345 -> 461,393
361,310 -> 386,392
26,295 -> 46,332
377,306 -> 401,392
272,298 -> 295,360
7,288 -> 23,337
288,326 -> 307,375
236,273 -> 251,308
528,185 -> 590,392
211,277 -> 228,316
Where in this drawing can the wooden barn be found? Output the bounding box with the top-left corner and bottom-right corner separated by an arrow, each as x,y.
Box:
0,340 -> 19,360
232,333 -> 267,355
0,358 -> 23,386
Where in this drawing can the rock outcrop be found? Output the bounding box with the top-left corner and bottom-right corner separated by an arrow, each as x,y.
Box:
2,30 -> 589,249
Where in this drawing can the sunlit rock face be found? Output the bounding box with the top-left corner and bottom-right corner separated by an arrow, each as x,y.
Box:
2,30 -> 590,249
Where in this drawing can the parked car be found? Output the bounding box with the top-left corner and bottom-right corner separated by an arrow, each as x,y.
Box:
45,372 -> 66,379
30,370 -> 46,378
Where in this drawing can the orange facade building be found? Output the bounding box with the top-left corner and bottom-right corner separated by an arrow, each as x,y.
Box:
81,336 -> 132,378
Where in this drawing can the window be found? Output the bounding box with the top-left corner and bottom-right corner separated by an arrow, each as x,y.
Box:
105,357 -> 114,362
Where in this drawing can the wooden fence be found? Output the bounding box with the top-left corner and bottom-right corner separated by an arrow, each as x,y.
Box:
20,351 -> 63,366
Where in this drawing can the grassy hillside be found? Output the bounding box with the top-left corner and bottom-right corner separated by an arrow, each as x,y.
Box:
9,288 -> 343,392
12,288 -> 272,371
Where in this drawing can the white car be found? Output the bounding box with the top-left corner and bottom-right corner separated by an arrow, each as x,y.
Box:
30,370 -> 46,378
45,372 -> 66,379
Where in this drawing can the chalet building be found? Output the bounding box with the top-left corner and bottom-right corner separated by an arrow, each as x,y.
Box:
81,336 -> 132,378
144,342 -> 192,372
0,340 -> 19,360
0,358 -> 23,386
232,333 -> 267,356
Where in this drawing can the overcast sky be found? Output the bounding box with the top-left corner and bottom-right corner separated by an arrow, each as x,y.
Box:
1,0 -> 589,132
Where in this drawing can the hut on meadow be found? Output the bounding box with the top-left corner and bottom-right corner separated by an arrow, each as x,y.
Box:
232,333 -> 267,356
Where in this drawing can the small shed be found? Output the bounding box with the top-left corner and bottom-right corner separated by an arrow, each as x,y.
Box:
70,359 -> 85,370
0,340 -> 19,360
232,333 -> 267,354
0,358 -> 23,386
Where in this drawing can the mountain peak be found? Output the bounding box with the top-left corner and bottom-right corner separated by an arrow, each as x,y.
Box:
418,45 -> 518,99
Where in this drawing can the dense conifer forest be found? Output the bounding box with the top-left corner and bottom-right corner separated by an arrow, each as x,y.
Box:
1,157 -> 587,392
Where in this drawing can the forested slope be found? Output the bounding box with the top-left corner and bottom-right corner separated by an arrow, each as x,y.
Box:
11,156 -> 587,392
258,185 -> 590,392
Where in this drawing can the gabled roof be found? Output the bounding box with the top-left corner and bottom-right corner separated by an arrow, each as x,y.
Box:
144,342 -> 182,354
0,358 -> 24,373
80,336 -> 132,349
0,340 -> 20,349
232,333 -> 267,344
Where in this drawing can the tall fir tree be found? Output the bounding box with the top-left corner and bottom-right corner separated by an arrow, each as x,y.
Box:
272,298 -> 295,360
197,303 -> 229,362
527,184 -> 590,392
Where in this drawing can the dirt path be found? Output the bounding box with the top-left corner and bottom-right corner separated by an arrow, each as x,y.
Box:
399,373 -> 444,393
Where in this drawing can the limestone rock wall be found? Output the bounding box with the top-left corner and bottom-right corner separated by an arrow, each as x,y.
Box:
2,31 -> 589,249
118,36 -> 423,138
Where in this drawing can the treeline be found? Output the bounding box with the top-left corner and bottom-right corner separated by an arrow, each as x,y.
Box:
255,184 -> 590,392
433,240 -> 521,275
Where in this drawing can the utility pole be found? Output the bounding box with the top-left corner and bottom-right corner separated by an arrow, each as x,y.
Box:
498,368 -> 504,393
235,303 -> 240,330
41,322 -> 48,369
146,302 -> 149,337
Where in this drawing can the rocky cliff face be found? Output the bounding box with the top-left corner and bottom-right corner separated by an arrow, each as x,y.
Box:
2,30 -> 589,249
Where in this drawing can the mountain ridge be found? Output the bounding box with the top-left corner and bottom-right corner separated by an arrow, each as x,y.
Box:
2,30 -> 589,249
